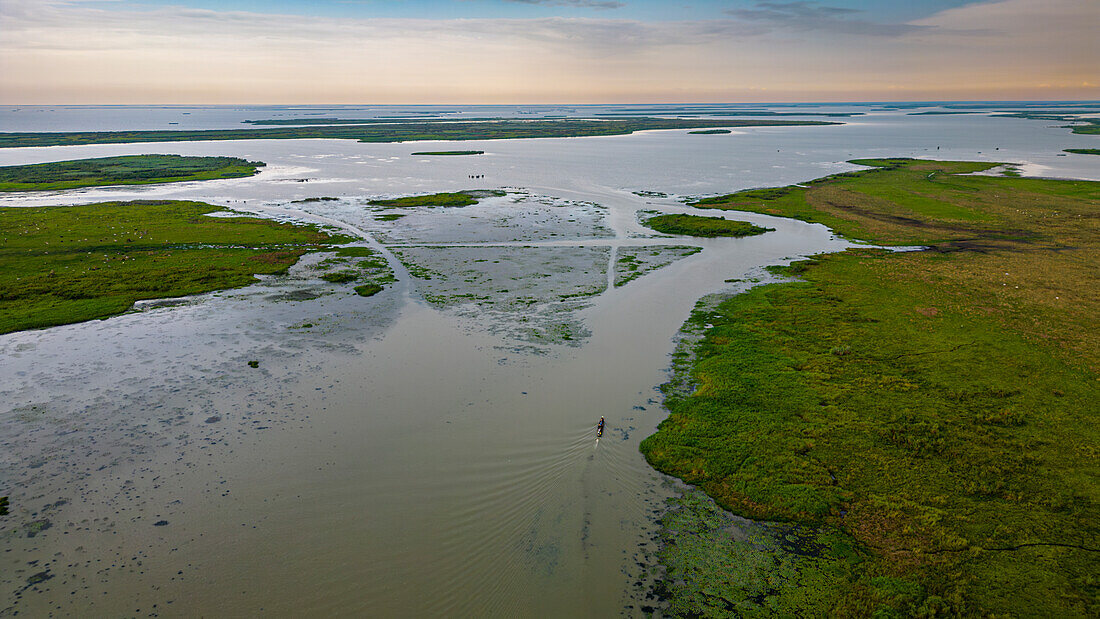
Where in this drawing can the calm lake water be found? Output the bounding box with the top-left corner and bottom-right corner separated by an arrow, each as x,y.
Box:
1,105 -> 1097,616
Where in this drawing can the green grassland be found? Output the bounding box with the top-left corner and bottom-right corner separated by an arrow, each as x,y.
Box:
0,200 -> 346,334
644,213 -> 772,237
1065,148 -> 1100,155
410,150 -> 484,156
368,189 -> 505,208
0,118 -> 837,148
0,155 -> 264,192
641,159 -> 1099,616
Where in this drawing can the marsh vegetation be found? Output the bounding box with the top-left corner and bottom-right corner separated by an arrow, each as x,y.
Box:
0,200 -> 348,334
642,159 -> 1100,615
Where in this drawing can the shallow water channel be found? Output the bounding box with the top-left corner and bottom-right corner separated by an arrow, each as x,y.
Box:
2,113 -> 1095,616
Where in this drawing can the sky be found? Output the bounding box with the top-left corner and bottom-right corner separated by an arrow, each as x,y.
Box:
0,0 -> 1097,104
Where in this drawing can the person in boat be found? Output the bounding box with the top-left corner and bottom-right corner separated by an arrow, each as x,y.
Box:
597,417 -> 605,438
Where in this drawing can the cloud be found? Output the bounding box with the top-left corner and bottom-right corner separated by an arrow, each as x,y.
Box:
726,1 -> 932,36
504,0 -> 625,9
0,0 -> 1095,103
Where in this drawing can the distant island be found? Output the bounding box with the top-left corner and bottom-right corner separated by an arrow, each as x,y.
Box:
368,189 -> 505,208
0,118 -> 839,148
688,129 -> 732,135
0,155 -> 263,191
411,150 -> 484,156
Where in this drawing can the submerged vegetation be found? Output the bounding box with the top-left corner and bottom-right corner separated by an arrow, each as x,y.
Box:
614,246 -> 701,288
313,246 -> 394,296
354,283 -> 383,297
642,159 -> 1100,616
0,155 -> 263,192
644,213 -> 772,238
0,200 -> 346,334
368,189 -> 505,208
0,118 -> 837,148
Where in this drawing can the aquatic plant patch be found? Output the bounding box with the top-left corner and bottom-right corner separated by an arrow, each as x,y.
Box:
371,194 -> 611,245
368,190 -> 505,208
614,245 -> 701,287
390,245 -> 607,346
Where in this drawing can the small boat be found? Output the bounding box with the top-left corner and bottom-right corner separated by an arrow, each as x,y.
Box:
596,417 -> 605,438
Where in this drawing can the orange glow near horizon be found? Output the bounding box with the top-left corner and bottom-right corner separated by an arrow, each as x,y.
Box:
0,0 -> 1096,104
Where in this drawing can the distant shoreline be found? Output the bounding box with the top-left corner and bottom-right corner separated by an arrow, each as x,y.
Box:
0,117 -> 837,148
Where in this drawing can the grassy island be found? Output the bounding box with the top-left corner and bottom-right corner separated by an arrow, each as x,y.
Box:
688,129 -> 732,135
644,213 -> 772,237
1065,148 -> 1100,156
0,118 -> 837,149
0,155 -> 264,192
411,150 -> 484,156
0,200 -> 347,334
642,159 -> 1099,616
368,189 -> 504,208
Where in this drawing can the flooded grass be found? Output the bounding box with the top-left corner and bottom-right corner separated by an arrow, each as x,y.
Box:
614,246 -> 702,288
642,159 -> 1100,616
391,245 -> 607,345
314,247 -> 395,294
368,189 -> 506,208
372,193 -> 611,244
354,283 -> 383,297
